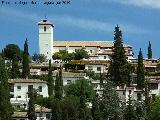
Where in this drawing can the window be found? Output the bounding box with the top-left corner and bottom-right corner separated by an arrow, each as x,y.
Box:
17,86 -> 21,90
67,80 -> 72,85
28,85 -> 33,92
46,113 -> 51,119
149,83 -> 158,90
90,50 -> 92,54
88,66 -> 93,71
97,67 -> 101,71
123,91 -> 125,95
104,56 -> 106,59
44,26 -> 46,32
38,86 -> 42,92
10,85 -> 14,92
152,94 -> 156,101
10,94 -> 14,98
18,96 -> 21,98
137,93 -> 142,101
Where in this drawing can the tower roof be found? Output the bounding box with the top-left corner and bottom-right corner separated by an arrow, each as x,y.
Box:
38,19 -> 54,27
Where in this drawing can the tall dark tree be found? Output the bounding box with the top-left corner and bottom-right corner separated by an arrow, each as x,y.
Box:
137,48 -> 145,89
109,25 -> 129,85
79,79 -> 87,120
147,41 -> 152,59
0,54 -> 13,120
101,81 -> 122,120
51,99 -> 62,120
27,90 -> 37,120
11,55 -> 20,78
54,68 -> 63,100
47,59 -> 54,96
92,94 -> 102,120
22,39 -> 30,78
124,93 -> 137,120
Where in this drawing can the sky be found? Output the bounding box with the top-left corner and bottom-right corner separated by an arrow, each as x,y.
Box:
0,0 -> 160,58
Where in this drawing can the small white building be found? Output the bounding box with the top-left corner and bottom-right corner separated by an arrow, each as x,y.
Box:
52,71 -> 88,85
9,79 -> 48,107
11,105 -> 52,120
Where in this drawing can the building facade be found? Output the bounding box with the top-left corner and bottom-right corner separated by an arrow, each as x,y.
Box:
38,19 -> 134,61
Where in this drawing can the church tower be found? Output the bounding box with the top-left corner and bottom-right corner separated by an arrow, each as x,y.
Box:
38,19 -> 54,61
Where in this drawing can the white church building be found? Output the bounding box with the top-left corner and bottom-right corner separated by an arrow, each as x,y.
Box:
38,19 -> 134,62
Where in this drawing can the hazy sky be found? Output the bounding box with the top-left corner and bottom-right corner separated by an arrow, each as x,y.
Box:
0,0 -> 160,58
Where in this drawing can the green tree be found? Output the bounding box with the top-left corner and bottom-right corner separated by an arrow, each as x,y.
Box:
65,79 -> 95,102
92,94 -> 102,120
22,39 -> 30,78
0,55 -> 13,120
54,67 -> 63,100
79,79 -> 87,120
51,99 -> 62,120
147,41 -> 152,59
52,50 -> 73,62
73,48 -> 89,60
11,55 -> 20,78
61,96 -> 80,120
109,25 -> 129,85
32,53 -> 47,63
137,48 -> 145,89
101,81 -> 122,120
150,97 -> 160,120
27,90 -> 37,120
124,93 -> 137,120
47,59 -> 54,96
4,44 -> 21,60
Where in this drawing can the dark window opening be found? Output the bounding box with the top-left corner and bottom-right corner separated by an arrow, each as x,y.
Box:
38,86 -> 42,92
44,26 -> 46,32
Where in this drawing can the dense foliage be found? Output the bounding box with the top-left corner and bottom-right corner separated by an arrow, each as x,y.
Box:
0,55 -> 13,120
109,25 -> 130,85
22,39 -> 30,78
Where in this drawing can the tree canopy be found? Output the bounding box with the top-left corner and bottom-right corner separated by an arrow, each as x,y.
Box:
4,44 -> 21,60
32,53 -> 47,63
65,79 -> 95,102
109,25 -> 129,85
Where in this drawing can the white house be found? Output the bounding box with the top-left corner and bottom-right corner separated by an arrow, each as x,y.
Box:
11,105 -> 52,120
52,71 -> 88,85
9,79 -> 48,107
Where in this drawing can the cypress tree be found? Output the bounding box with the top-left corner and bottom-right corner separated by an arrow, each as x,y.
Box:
22,39 -> 30,78
47,59 -> 54,96
0,54 -> 13,120
147,41 -> 152,59
11,54 -> 20,79
124,93 -> 137,120
91,94 -> 102,120
54,68 -> 63,100
27,90 -> 37,120
137,48 -> 145,89
79,79 -> 86,120
101,81 -> 122,120
51,99 -> 62,120
109,25 -> 129,85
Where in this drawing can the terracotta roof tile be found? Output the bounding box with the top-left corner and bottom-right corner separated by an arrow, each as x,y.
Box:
8,79 -> 47,83
53,41 -> 129,47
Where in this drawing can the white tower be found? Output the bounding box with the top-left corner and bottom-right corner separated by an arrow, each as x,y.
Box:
38,19 -> 54,61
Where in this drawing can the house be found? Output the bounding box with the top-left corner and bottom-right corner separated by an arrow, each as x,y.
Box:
11,105 -> 52,120
52,71 -> 88,85
9,79 -> 48,108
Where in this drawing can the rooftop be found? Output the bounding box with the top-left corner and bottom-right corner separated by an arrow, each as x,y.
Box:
9,79 -> 46,84
53,41 -> 130,47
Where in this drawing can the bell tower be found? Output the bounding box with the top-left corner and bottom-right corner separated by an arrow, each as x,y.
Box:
38,19 -> 54,61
